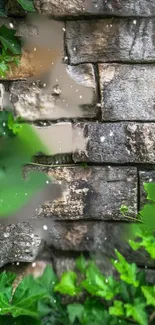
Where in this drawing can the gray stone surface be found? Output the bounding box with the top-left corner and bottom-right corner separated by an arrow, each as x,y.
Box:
44,221 -> 154,266
139,170 -> 155,207
29,166 -> 137,220
0,223 -> 42,267
66,18 -> 155,64
73,122 -> 155,164
33,0 -> 155,17
99,64 -> 155,121
9,64 -> 96,120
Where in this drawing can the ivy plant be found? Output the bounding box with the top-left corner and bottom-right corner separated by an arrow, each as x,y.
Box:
0,232 -> 154,325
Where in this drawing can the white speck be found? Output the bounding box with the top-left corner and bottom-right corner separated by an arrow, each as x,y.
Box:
110,131 -> 114,136
46,180 -> 49,184
100,136 -> 105,143
145,265 -> 148,269
97,103 -> 101,107
34,47 -> 37,51
9,23 -> 14,28
73,47 -> 77,51
133,20 -> 137,25
64,56 -> 68,61
43,225 -> 48,231
12,44 -> 14,47
86,237 -> 89,240
104,237 -> 107,240
4,232 -> 9,238
70,85 -> 73,88
3,132 -> 6,135
62,27 -> 66,32
32,262 -> 36,268
76,89 -> 79,92
16,262 -> 20,266
2,122 -> 6,127
149,178 -> 153,182
95,4 -> 98,7
110,24 -> 112,27
114,260 -> 118,264
79,95 -> 82,99
105,278 -> 109,283
54,300 -> 56,303
25,193 -> 27,196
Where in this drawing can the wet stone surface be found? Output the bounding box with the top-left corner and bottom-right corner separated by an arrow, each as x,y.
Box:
73,122 -> 155,164
66,18 -> 155,64
29,165 -> 137,220
99,64 -> 155,121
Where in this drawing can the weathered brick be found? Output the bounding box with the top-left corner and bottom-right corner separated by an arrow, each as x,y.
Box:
43,221 -> 154,266
99,64 -> 155,121
0,223 -> 42,267
9,64 -> 96,120
33,0 -> 155,17
26,165 -> 137,220
66,18 -> 155,64
73,122 -> 155,164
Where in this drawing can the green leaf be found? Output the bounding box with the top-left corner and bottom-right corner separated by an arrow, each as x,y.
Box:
142,286 -> 155,306
82,298 -> 111,325
144,182 -> 155,202
76,255 -> 87,273
54,271 -> 80,296
0,25 -> 21,55
112,250 -> 139,287
67,303 -> 84,324
81,262 -> 119,300
125,299 -> 148,325
0,119 -> 51,216
129,234 -> 155,259
36,265 -> 58,293
120,205 -> 129,216
0,61 -> 8,77
11,275 -> 49,318
0,271 -> 16,288
109,300 -> 124,316
17,0 -> 35,11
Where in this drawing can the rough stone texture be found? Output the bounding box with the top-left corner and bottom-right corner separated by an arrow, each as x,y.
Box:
66,18 -> 155,64
43,221 -> 155,266
99,64 -> 155,121
0,223 -> 42,267
73,122 -> 155,164
28,166 -> 137,220
139,170 -> 155,207
9,64 -> 96,120
33,0 -> 155,17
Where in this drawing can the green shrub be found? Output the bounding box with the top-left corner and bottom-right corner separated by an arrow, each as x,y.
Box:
0,230 -> 154,325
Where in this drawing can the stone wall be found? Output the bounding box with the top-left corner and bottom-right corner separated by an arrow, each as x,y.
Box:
1,0 -> 155,278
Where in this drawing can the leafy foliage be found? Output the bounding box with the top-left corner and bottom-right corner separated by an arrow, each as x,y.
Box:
0,0 -> 35,77
0,110 -> 50,216
17,0 -> 35,12
0,231 -> 155,325
0,25 -> 21,77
